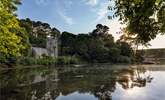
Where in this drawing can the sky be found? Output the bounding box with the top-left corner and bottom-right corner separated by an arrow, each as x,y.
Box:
17,0 -> 165,49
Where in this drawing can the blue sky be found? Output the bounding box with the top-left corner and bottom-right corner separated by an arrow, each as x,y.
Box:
17,0 -> 112,33
17,0 -> 165,48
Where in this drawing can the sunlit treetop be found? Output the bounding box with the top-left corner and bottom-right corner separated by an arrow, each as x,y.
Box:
109,0 -> 165,44
0,0 -> 21,13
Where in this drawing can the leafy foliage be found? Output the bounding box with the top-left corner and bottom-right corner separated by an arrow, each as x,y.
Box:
0,0 -> 28,61
19,56 -> 80,66
60,24 -> 133,63
19,18 -> 60,48
109,0 -> 165,44
60,31 -> 76,55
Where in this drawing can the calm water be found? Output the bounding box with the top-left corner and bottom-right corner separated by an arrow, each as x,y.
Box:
0,64 -> 165,100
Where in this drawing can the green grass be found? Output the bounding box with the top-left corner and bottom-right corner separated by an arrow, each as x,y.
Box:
18,56 -> 80,66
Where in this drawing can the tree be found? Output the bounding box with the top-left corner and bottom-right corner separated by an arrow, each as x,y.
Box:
0,0 -> 28,61
90,24 -> 110,37
20,18 -> 60,48
51,27 -> 60,37
59,24 -> 133,63
19,18 -> 33,34
116,40 -> 133,57
60,32 -> 76,55
0,0 -> 22,13
109,0 -> 165,44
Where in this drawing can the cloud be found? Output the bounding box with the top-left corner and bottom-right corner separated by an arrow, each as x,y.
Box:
63,0 -> 73,9
85,0 -> 99,6
67,0 -> 73,6
53,1 -> 75,25
35,0 -> 49,6
58,12 -> 75,25
92,2 -> 109,23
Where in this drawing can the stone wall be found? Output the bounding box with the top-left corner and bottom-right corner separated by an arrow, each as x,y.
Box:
31,47 -> 48,58
31,36 -> 58,58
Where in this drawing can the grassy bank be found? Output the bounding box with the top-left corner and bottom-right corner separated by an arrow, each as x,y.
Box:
18,56 -> 81,66
0,55 -> 133,67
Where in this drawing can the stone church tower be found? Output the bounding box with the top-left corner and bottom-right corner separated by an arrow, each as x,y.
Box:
46,36 -> 58,58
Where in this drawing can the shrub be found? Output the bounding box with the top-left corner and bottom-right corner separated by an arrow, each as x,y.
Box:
113,56 -> 131,63
18,57 -> 36,65
18,56 -> 80,66
70,56 -> 80,64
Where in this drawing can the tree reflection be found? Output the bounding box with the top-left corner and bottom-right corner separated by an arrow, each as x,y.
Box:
94,84 -> 113,100
0,66 -> 154,100
117,67 -> 153,89
91,67 -> 153,100
0,67 -> 58,100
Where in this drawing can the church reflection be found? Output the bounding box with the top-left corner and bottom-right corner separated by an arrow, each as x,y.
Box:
0,66 -> 154,100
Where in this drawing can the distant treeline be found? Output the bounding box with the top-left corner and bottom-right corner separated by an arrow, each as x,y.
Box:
141,48 -> 165,58
20,18 -> 134,63
60,29 -> 134,63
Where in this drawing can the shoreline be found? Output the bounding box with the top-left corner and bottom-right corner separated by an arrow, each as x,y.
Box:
1,63 -> 165,70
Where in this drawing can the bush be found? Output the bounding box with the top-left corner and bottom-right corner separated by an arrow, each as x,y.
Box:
57,56 -> 80,65
18,56 -> 80,66
70,56 -> 79,64
57,57 -> 65,65
18,57 -> 36,65
113,56 -> 131,63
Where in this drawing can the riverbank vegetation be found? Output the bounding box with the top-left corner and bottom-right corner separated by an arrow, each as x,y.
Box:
60,25 -> 133,63
9,22 -> 134,65
18,56 -> 80,66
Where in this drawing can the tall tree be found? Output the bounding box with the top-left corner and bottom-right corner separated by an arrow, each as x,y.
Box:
60,32 -> 76,55
20,18 -> 60,48
90,24 -> 110,37
1,0 -> 22,13
0,0 -> 28,60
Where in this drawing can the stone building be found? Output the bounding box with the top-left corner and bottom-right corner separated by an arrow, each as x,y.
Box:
46,36 -> 58,58
32,36 -> 58,58
31,47 -> 48,58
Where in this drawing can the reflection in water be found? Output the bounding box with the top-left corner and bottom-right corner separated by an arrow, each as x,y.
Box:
0,65 -> 164,100
117,67 -> 153,90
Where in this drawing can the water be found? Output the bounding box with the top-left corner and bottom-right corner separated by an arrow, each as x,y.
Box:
0,64 -> 165,100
